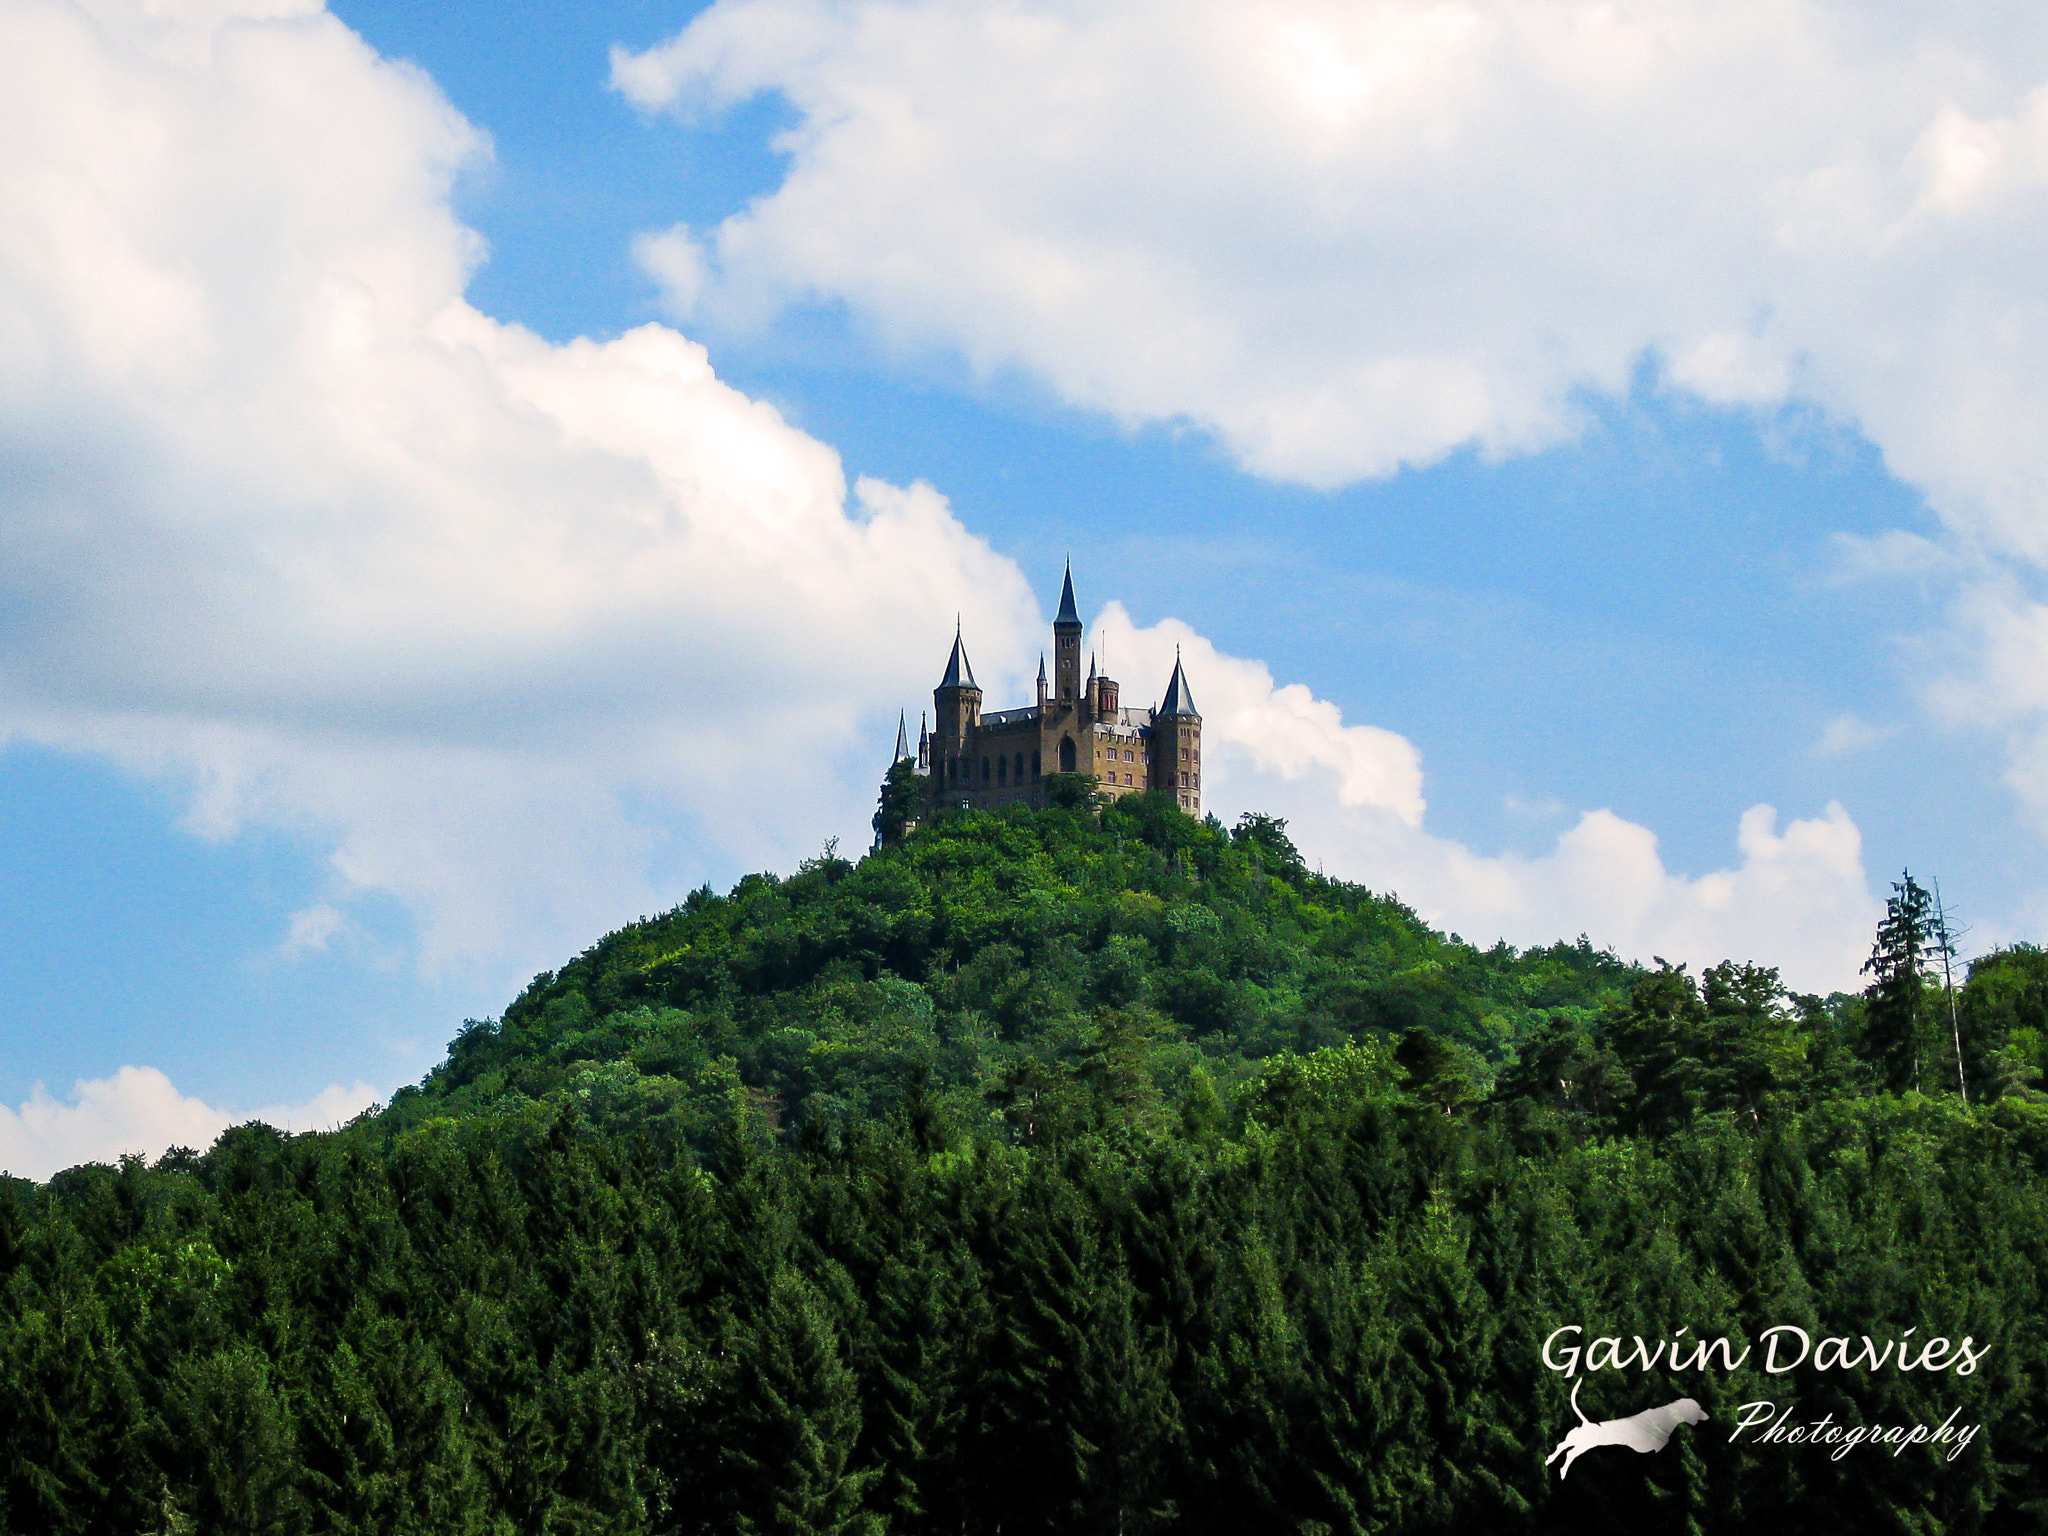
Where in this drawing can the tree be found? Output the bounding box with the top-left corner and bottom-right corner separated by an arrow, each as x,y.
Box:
1860,870 -> 1944,1094
871,758 -> 922,848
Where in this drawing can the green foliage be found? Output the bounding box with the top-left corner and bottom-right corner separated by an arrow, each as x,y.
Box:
1861,870 -> 1947,1094
393,798 -> 1639,1154
7,808 -> 2048,1531
873,760 -> 922,848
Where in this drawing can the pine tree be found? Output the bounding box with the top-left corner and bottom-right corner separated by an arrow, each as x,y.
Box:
872,759 -> 922,848
1861,871 -> 1940,1093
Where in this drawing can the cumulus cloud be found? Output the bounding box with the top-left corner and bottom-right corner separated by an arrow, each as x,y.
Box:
1093,606 -> 1878,992
0,0 -> 1036,973
0,1067 -> 381,1183
613,0 -> 2048,508
612,0 -> 2048,842
0,0 -> 1881,1030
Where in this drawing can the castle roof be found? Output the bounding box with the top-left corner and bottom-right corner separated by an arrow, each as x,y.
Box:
939,623 -> 979,691
1055,562 -> 1081,628
1158,651 -> 1199,718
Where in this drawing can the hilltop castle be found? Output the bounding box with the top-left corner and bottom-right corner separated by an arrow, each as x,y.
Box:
888,565 -> 1203,818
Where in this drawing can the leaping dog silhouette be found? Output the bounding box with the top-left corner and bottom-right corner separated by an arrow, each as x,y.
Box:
1547,1379 -> 1707,1479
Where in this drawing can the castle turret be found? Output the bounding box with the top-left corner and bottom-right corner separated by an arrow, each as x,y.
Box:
1152,649 -> 1202,814
933,622 -> 981,793
1053,562 -> 1082,704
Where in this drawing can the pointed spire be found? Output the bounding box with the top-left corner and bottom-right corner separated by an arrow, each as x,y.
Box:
1087,652 -> 1096,683
939,619 -> 979,690
1054,561 -> 1081,628
893,710 -> 911,764
1158,646 -> 1199,718
1037,652 -> 1047,682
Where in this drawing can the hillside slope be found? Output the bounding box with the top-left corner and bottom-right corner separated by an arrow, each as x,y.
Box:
391,793 -> 1642,1147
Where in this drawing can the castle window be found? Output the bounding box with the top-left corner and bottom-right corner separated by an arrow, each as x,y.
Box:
1060,737 -> 1076,772
997,755 -> 1007,784
981,756 -> 990,781
1014,752 -> 1024,780
1123,773 -> 1132,785
1180,772 -> 1188,787
1032,751 -> 1041,779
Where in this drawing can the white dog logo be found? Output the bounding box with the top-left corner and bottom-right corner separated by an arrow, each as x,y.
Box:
1547,1379 -> 1708,1478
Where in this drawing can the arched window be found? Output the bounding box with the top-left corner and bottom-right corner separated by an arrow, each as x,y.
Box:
1059,737 -> 1076,772
997,754 -> 1007,784
981,756 -> 990,781
1031,751 -> 1041,780
1014,752 -> 1024,781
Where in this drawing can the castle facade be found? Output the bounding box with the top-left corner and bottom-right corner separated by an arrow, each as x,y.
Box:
891,566 -> 1203,817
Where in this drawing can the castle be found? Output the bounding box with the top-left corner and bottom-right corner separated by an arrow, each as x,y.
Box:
889,565 -> 1203,817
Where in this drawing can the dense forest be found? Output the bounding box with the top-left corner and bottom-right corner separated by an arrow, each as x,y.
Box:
4,786 -> 2047,1533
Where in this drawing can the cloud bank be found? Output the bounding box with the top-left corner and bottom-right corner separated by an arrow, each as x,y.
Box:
616,0 -> 2048,827
1094,605 -> 1878,993
0,0 -> 1037,976
0,0 -> 1884,1149
0,1068 -> 380,1182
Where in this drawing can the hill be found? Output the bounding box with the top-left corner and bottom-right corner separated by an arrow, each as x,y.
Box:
388,792 -> 1643,1150
6,791 -> 2048,1532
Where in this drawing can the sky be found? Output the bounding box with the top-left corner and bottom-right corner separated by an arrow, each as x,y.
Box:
7,0 -> 2048,1176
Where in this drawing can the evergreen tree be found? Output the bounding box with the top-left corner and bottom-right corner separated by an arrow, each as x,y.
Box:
1861,870 -> 1941,1093
872,758 -> 922,848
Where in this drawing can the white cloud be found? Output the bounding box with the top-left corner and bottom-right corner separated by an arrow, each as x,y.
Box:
280,901 -> 347,956
612,0 -> 2048,509
0,0 -> 1881,1037
0,1067 -> 381,1182
1816,714 -> 1890,755
1094,606 -> 1879,992
0,0 -> 1037,976
612,0 -> 2048,846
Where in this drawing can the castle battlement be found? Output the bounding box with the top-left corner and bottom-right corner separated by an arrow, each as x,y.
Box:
889,564 -> 1203,818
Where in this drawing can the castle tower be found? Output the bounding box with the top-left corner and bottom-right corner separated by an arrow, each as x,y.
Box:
1152,648 -> 1203,814
1053,562 -> 1082,704
932,623 -> 982,796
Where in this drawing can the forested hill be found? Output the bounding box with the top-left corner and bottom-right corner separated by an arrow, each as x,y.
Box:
8,791 -> 2048,1533
388,786 -> 2044,1148
389,791 -> 1647,1147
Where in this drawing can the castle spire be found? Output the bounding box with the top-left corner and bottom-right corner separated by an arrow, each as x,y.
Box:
939,619 -> 979,690
893,710 -> 911,764
1055,561 -> 1080,627
1158,647 -> 1200,718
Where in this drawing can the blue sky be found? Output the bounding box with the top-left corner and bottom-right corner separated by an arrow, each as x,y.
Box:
6,0 -> 2048,1174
